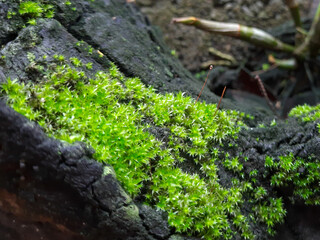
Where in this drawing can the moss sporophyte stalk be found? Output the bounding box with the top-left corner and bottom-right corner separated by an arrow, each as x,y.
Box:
3,54 -> 319,239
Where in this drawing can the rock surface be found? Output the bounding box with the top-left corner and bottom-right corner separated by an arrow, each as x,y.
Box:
0,102 -> 173,240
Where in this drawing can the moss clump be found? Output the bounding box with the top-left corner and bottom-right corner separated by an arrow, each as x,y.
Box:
18,1 -> 54,25
265,154 -> 320,205
289,104 -> 320,132
1,55 -> 288,239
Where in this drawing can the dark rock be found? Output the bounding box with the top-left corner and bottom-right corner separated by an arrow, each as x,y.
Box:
0,2 -> 189,238
0,1 -> 22,46
0,102 -> 161,240
298,136 -> 320,159
224,119 -> 320,239
0,19 -> 109,83
169,235 -> 200,240
207,66 -> 238,94
274,204 -> 320,240
139,204 -> 171,239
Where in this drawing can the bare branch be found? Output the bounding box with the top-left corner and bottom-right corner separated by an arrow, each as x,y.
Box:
283,0 -> 302,28
172,17 -> 295,53
294,3 -> 320,58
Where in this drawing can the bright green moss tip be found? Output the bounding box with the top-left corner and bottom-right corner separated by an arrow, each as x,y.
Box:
1,56 -> 277,239
289,104 -> 320,121
265,153 -> 320,205
289,104 -> 320,133
18,0 -> 55,25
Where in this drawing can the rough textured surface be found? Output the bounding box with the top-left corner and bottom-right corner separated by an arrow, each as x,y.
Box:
275,204 -> 320,240
0,1 -> 21,47
0,102 -> 172,240
225,119 -> 320,239
0,19 -> 108,84
0,0 -> 319,239
0,1 -> 201,239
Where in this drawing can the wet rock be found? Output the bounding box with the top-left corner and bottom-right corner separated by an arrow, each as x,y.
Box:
0,102 -> 164,240
0,19 -> 108,83
138,204 -> 171,239
0,1 -> 22,46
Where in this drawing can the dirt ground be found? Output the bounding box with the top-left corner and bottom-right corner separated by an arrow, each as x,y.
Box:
136,0 -> 313,72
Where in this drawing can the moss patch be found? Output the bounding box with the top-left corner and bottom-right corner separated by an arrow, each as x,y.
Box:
265,153 -> 320,205
18,0 -> 55,25
2,55 -> 290,239
289,104 -> 320,133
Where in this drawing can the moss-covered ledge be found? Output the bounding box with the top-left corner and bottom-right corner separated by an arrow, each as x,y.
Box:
0,102 -> 171,240
0,1 -> 320,240
1,26 -> 320,238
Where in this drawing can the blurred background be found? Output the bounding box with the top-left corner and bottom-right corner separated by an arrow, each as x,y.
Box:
135,0 -> 320,117
136,0 -> 313,72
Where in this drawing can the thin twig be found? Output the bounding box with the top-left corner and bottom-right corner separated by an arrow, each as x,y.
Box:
283,0 -> 302,28
172,17 -> 295,53
208,47 -> 238,65
213,86 -> 226,118
195,65 -> 213,103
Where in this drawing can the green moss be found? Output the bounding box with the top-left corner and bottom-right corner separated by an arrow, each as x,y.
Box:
265,153 -> 320,205
253,197 -> 286,235
289,104 -> 320,121
7,10 -> 17,19
270,119 -> 276,127
1,56 -> 287,239
19,1 -> 44,18
289,104 -> 320,133
18,0 -> 55,25
70,57 -> 82,67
